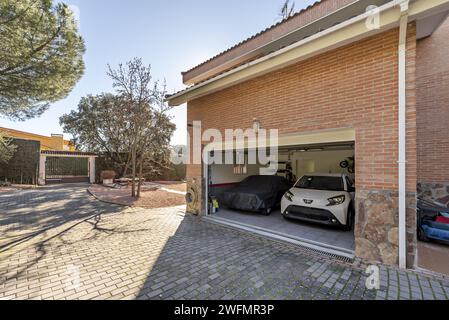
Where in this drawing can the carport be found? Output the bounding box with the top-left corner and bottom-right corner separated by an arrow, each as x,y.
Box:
203,129 -> 356,258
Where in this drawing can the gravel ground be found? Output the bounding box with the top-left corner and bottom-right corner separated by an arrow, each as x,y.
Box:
88,184 -> 186,209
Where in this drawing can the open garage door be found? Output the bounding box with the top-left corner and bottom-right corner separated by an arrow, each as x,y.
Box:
204,140 -> 356,259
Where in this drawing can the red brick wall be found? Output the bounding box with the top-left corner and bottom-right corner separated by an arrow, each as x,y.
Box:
417,17 -> 449,184
187,26 -> 417,193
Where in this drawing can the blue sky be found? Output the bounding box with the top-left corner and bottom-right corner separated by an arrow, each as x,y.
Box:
0,0 -> 316,145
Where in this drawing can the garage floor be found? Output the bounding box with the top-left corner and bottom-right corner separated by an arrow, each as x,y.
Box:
210,208 -> 355,255
418,241 -> 449,276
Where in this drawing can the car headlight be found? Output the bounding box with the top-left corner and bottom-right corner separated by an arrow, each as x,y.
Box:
327,195 -> 346,206
284,190 -> 294,202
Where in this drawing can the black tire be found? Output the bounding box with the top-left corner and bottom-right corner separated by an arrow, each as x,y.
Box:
418,227 -> 429,242
342,205 -> 354,231
262,207 -> 272,216
340,160 -> 349,169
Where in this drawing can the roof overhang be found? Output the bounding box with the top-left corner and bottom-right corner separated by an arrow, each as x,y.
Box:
182,0 -> 390,86
167,0 -> 449,107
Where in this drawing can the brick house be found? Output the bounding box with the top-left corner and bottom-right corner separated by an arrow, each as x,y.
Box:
167,0 -> 449,271
0,127 -> 76,151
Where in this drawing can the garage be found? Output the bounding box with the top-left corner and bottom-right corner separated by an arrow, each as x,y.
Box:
166,0 -> 449,268
204,134 -> 356,259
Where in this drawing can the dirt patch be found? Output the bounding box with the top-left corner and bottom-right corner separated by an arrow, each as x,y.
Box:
89,184 -> 186,209
0,184 -> 37,193
0,187 -> 18,193
155,181 -> 186,192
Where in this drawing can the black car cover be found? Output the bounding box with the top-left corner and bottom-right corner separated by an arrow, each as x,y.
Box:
223,175 -> 291,212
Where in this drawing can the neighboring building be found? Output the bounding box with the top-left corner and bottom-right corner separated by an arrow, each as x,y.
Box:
0,127 -> 96,185
167,0 -> 449,273
0,127 -> 76,151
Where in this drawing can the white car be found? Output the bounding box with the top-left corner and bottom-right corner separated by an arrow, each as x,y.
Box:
281,173 -> 355,230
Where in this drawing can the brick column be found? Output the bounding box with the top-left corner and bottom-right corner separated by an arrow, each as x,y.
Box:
89,156 -> 96,184
38,155 -> 46,185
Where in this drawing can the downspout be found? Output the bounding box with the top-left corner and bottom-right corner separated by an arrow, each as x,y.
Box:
398,0 -> 410,270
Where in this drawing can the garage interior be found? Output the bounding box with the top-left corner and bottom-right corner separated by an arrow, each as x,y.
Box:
205,141 -> 356,258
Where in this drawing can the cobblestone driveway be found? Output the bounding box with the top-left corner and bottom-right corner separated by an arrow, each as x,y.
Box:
1,184 -> 448,300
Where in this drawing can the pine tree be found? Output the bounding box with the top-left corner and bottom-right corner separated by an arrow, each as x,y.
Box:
0,0 -> 85,120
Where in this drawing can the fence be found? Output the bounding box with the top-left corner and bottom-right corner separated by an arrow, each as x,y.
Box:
45,156 -> 89,179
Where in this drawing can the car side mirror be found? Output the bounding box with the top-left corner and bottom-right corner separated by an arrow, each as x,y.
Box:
348,186 -> 356,192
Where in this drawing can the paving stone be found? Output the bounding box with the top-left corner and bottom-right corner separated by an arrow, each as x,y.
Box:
146,289 -> 163,298
1,185 -> 449,300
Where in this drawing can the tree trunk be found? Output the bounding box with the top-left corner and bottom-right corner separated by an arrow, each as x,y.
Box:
131,144 -> 136,198
137,156 -> 143,198
122,152 -> 133,178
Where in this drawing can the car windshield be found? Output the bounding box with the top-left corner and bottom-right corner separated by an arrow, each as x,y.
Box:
294,176 -> 344,191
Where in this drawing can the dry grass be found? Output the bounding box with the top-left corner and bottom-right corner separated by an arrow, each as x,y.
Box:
155,181 -> 186,192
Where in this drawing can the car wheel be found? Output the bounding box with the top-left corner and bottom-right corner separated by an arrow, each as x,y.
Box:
342,205 -> 354,231
262,207 -> 272,216
418,227 -> 429,242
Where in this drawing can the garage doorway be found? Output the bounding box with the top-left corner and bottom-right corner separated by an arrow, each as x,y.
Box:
205,141 -> 356,258
416,200 -> 449,276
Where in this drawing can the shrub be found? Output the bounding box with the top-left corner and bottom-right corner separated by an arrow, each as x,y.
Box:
0,180 -> 12,187
100,170 -> 116,181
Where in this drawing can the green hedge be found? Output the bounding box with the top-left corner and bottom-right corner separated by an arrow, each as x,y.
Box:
0,138 -> 40,185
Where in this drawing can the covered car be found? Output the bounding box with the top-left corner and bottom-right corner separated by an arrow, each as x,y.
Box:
223,175 -> 291,215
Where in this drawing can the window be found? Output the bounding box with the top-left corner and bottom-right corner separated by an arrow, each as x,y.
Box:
233,165 -> 247,175
234,151 -> 247,175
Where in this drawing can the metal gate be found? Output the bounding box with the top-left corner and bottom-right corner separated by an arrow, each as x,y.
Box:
45,156 -> 89,183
